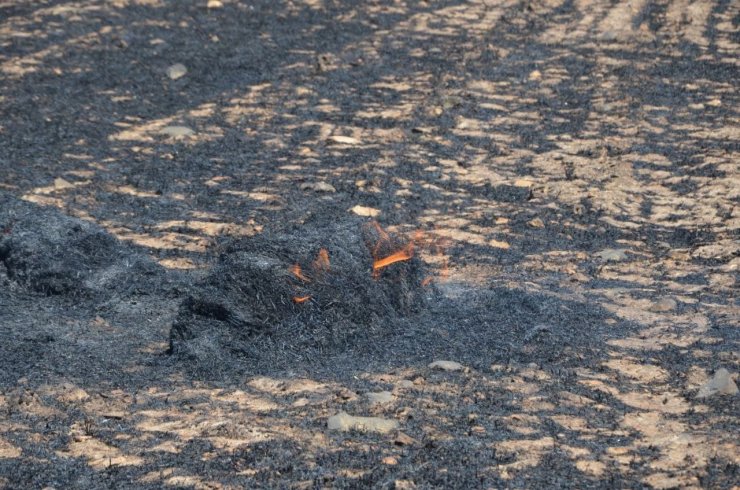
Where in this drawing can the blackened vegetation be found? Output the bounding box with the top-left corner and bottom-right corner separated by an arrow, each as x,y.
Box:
169,219 -> 432,374
0,193 -> 161,300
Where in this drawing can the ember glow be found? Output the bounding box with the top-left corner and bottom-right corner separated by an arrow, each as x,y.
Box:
368,220 -> 390,257
291,222 -> 446,303
290,264 -> 310,282
313,248 -> 330,272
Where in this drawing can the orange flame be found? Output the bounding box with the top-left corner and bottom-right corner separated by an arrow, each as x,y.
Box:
372,242 -> 414,272
313,248 -> 330,272
290,264 -> 310,282
293,295 -> 310,303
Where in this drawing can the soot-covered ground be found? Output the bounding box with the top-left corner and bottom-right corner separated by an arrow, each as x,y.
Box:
0,0 -> 738,488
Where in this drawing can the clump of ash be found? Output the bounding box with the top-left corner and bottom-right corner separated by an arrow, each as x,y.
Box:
0,193 -> 161,299
169,219 -> 444,374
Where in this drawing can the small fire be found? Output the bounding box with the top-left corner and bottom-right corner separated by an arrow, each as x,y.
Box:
368,220 -> 391,257
290,222 -> 449,303
365,221 -> 421,278
290,264 -> 310,282
372,242 -> 414,272
290,249 -> 331,305
313,248 -> 330,272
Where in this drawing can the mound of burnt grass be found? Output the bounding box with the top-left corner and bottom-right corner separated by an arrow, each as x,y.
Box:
0,193 -> 161,299
169,218 -> 433,374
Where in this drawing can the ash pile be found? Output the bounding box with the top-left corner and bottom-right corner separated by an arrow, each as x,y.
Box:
0,193 -> 161,300
169,219 -> 435,374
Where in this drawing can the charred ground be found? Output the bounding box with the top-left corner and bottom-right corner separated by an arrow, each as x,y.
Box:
1,0 -> 738,488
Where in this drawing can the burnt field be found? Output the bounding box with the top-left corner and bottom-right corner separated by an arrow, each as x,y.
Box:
0,0 -> 738,488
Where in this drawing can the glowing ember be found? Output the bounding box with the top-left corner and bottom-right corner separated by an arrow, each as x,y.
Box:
313,248 -> 330,272
367,220 -> 391,257
290,221 -> 441,301
290,264 -> 310,282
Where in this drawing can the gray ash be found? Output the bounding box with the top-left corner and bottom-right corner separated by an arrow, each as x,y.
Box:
169,219 -> 434,374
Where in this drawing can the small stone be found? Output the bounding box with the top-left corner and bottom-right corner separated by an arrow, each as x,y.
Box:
528,69 -> 542,81
206,0 -> 223,7
429,360 -> 464,372
395,480 -> 417,489
300,182 -> 336,193
382,456 -> 398,465
397,380 -> 414,389
528,217 -> 545,228
366,391 -> 394,405
350,205 -> 380,217
650,297 -> 677,312
706,98 -> 722,107
327,135 -> 361,145
327,411 -> 399,434
159,126 -> 195,138
696,369 -> 738,398
166,63 -> 187,80
394,432 -> 418,446
595,248 -> 628,262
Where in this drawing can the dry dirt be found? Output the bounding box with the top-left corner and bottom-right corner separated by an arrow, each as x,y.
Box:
1,0 -> 738,488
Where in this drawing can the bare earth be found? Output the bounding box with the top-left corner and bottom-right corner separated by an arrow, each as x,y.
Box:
0,0 -> 738,488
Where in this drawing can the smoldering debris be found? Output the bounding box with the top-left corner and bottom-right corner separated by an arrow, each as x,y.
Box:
169,219 -> 435,374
